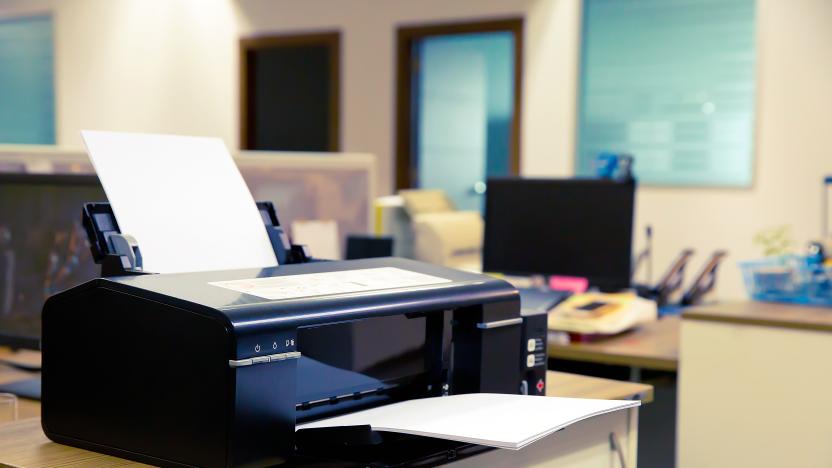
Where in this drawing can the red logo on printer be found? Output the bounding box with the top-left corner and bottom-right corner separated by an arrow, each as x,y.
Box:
536,379 -> 545,392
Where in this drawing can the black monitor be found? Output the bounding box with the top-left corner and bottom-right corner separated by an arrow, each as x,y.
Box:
0,173 -> 105,349
483,178 -> 636,291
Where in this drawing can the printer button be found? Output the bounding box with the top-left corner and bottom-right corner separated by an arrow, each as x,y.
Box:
228,358 -> 253,368
269,351 -> 302,361
252,356 -> 270,364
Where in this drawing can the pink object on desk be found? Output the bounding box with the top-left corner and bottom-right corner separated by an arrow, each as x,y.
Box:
549,276 -> 589,293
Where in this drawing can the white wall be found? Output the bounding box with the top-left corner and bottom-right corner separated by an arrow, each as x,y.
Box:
0,0 -> 238,147
234,0 -> 581,203
520,0 -> 832,299
0,0 -> 580,205
2,0 -> 829,299
643,0 -> 832,299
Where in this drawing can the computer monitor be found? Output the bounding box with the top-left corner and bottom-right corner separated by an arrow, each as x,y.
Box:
483,178 -> 636,291
0,173 -> 105,349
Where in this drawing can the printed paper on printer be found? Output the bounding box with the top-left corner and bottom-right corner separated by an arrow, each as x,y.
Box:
209,267 -> 452,300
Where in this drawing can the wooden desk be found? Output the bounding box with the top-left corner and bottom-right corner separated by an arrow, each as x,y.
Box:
547,369 -> 653,403
0,348 -> 41,421
0,370 -> 652,467
548,316 -> 680,372
683,300 -> 832,332
678,301 -> 832,468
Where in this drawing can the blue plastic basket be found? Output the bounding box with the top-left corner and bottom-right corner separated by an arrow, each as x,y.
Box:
740,255 -> 832,306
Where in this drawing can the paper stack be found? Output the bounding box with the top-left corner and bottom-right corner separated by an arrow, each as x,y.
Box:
297,393 -> 639,450
82,131 -> 278,274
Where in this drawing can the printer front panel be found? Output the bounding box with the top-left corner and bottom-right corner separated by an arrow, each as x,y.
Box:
228,328 -> 300,466
294,313 -> 442,423
230,345 -> 298,467
289,296 -> 524,422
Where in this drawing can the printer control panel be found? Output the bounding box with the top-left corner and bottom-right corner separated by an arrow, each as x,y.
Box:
229,351 -> 301,368
521,314 -> 548,396
231,330 -> 299,367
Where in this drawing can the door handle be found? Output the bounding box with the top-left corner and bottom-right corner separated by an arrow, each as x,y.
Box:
469,181 -> 486,195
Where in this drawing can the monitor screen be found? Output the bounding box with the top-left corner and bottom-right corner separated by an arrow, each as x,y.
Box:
483,178 -> 636,290
0,173 -> 105,349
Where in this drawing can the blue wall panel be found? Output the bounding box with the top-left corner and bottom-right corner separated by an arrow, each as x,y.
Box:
577,0 -> 757,187
0,15 -> 55,144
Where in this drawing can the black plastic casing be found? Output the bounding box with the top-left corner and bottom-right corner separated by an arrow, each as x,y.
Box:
41,257 -> 520,467
521,313 -> 549,396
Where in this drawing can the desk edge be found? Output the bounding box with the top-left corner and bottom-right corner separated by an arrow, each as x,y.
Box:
682,310 -> 832,333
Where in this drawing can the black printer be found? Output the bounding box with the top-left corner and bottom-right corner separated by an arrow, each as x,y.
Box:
41,202 -> 549,467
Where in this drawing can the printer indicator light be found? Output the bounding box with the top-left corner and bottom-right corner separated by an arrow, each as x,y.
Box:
536,379 -> 545,392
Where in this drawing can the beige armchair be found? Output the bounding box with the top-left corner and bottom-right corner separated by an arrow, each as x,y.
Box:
375,189 -> 483,272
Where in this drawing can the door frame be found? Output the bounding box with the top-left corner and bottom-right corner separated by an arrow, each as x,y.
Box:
394,18 -> 524,191
239,31 -> 341,151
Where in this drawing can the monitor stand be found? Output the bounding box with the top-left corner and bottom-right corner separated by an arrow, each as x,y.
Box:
0,376 -> 41,401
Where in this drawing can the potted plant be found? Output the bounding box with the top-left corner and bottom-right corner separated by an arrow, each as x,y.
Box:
749,226 -> 797,294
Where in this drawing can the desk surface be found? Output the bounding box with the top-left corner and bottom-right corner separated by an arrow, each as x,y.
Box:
684,301 -> 832,333
0,368 -> 652,468
547,316 -> 679,371
547,370 -> 653,402
0,349 -> 41,421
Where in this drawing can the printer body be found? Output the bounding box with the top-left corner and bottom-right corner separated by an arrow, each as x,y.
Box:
41,202 -> 547,467
41,257 -> 540,467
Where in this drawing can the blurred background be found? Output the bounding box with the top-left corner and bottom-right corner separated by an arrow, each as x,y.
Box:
0,0 -> 829,298
0,1 -> 831,467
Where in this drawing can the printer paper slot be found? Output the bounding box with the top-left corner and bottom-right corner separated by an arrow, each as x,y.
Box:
81,130 -> 279,274
294,425 -> 490,466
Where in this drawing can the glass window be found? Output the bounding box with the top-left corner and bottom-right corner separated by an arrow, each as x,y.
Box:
413,31 -> 516,211
0,15 -> 56,144
576,0 -> 757,187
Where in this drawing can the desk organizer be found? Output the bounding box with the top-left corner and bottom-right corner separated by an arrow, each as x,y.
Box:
740,255 -> 832,306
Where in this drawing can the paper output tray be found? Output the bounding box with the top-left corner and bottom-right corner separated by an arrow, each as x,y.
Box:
294,426 -> 492,466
